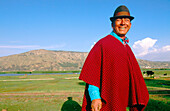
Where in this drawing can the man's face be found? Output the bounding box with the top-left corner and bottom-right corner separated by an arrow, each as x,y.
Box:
112,18 -> 131,37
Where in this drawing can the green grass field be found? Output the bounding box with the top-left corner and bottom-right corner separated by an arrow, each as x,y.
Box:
0,72 -> 169,111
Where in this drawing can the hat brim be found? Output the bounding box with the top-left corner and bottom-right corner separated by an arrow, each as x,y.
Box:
110,15 -> 134,22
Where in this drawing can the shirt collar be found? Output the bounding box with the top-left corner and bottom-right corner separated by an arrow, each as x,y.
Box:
110,31 -> 129,44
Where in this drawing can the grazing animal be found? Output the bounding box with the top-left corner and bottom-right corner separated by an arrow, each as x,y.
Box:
146,71 -> 154,76
163,73 -> 167,76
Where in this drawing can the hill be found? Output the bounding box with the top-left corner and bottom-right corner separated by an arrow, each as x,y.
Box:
0,49 -> 169,71
0,49 -> 87,71
137,59 -> 170,69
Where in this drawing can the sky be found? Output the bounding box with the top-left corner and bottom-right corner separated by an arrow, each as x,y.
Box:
0,0 -> 170,61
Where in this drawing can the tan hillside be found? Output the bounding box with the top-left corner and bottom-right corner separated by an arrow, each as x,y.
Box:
137,59 -> 170,69
0,49 -> 169,71
0,49 -> 88,71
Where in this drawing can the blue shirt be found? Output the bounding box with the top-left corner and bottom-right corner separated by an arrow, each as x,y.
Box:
88,31 -> 127,101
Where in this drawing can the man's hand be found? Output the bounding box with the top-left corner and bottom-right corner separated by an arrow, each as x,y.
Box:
91,99 -> 102,111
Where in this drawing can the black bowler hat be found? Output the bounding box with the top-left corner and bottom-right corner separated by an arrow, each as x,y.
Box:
110,5 -> 134,22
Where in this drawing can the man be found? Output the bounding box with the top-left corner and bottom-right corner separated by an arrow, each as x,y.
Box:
79,5 -> 149,111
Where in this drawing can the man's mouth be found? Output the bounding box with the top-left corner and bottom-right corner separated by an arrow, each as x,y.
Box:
119,27 -> 126,30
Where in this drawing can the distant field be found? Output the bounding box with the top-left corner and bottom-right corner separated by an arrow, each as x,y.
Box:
141,69 -> 170,76
0,69 -> 169,75
0,70 -> 81,74
0,71 -> 169,111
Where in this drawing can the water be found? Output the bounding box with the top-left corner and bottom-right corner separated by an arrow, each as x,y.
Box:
0,73 -> 79,76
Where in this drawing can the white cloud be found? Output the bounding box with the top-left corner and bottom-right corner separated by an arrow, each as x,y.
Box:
0,44 -> 66,50
140,47 -> 170,61
0,49 -> 26,57
132,37 -> 157,57
41,44 -> 66,49
132,38 -> 170,61
0,45 -> 39,49
0,44 -> 67,57
162,45 -> 170,52
90,42 -> 96,49
9,41 -> 22,43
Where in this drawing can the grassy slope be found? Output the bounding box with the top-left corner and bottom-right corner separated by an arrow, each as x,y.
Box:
0,73 -> 169,111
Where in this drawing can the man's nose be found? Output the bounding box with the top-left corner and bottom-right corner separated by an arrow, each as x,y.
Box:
120,18 -> 125,25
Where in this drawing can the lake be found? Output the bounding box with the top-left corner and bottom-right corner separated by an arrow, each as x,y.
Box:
0,73 -> 80,76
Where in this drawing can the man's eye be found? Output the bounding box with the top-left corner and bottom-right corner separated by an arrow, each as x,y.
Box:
116,19 -> 121,21
125,19 -> 130,21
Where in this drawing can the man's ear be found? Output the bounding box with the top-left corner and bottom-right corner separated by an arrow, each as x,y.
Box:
129,22 -> 132,29
111,22 -> 114,29
111,23 -> 114,28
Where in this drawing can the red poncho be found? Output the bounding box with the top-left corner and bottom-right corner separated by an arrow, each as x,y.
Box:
79,35 -> 149,111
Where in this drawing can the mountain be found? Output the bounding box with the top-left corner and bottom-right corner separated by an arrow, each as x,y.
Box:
0,49 -> 169,71
0,49 -> 88,71
137,59 -> 170,69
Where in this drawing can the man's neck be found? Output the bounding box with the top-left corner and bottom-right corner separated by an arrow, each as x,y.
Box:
113,32 -> 126,39
120,36 -> 126,39
113,31 -> 126,39
110,31 -> 129,44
